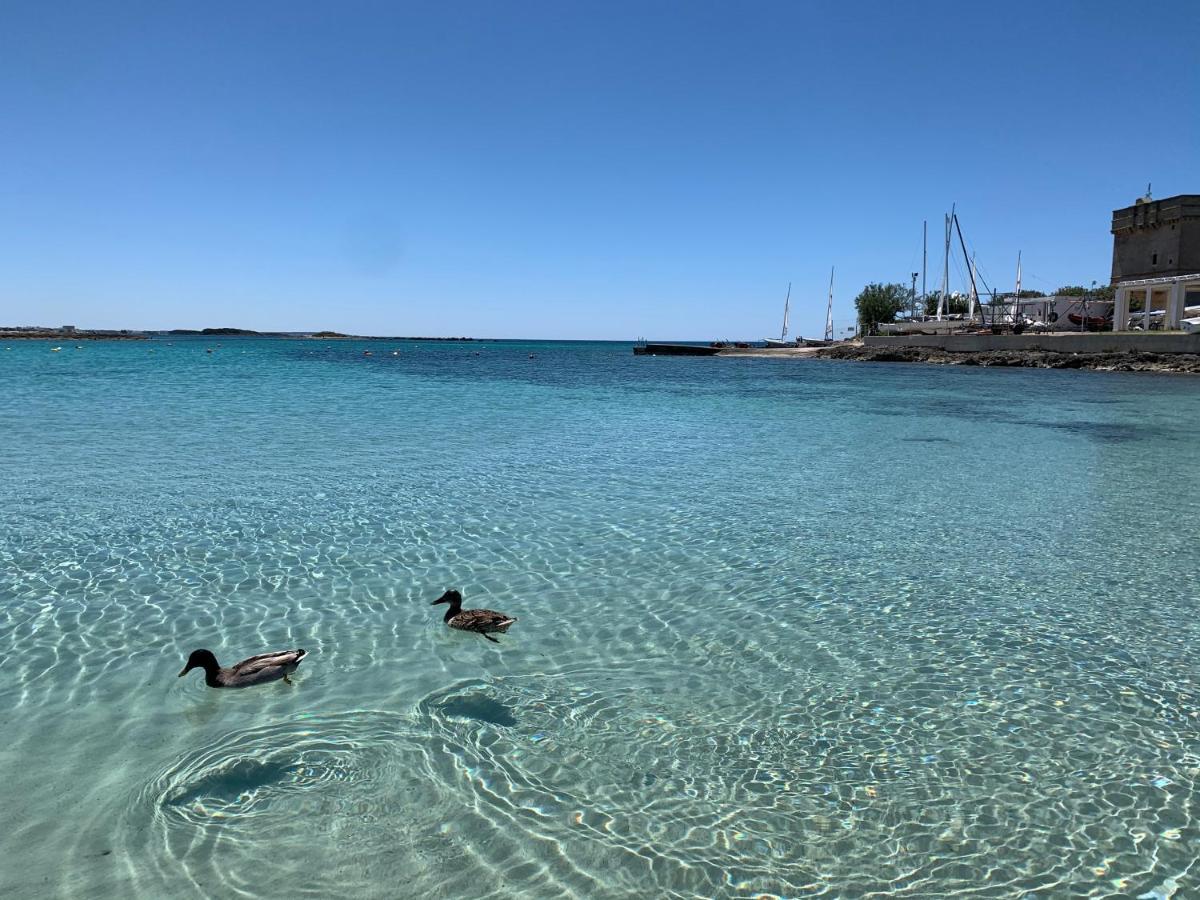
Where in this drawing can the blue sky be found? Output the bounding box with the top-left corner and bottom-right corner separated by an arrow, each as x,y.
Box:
2,1 -> 1197,339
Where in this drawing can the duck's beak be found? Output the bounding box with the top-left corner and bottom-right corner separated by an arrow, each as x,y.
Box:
177,665 -> 190,677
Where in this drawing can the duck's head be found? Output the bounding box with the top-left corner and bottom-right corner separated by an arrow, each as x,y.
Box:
178,649 -> 219,677
432,590 -> 462,608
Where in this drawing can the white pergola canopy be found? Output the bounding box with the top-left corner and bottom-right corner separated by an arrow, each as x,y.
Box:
1113,274 -> 1200,331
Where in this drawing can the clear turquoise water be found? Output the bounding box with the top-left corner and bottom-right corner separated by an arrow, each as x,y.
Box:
2,337 -> 1199,898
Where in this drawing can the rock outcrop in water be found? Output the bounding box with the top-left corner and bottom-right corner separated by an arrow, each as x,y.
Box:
815,343 -> 1200,374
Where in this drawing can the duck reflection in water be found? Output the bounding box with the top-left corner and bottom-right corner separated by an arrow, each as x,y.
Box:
437,692 -> 518,727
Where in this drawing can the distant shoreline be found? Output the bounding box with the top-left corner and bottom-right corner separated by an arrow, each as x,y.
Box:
303,331 -> 476,341
0,330 -> 147,341
0,327 -> 479,342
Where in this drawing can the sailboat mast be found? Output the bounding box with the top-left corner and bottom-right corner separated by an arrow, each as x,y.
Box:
1014,251 -> 1022,325
969,254 -> 977,321
948,203 -> 954,302
824,267 -> 835,341
937,207 -> 953,320
781,282 -> 791,341
952,212 -> 978,321
922,219 -> 927,316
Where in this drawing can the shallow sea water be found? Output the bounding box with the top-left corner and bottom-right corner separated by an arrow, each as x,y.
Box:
1,337 -> 1199,898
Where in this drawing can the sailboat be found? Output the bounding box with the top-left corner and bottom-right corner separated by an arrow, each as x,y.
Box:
823,267 -> 834,342
797,268 -> 836,346
763,282 -> 793,347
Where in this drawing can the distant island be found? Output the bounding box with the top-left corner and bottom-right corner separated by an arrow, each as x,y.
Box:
166,327 -> 264,336
164,328 -> 477,340
308,331 -> 476,341
1,325 -> 478,341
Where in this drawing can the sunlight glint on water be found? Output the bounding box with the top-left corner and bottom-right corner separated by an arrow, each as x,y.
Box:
1,338 -> 1198,898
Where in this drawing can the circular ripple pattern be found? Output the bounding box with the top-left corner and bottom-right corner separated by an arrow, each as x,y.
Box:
413,670 -> 1200,899
115,712 -> 459,899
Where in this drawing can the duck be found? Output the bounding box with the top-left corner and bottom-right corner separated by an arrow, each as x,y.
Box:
178,647 -> 307,688
431,590 -> 516,643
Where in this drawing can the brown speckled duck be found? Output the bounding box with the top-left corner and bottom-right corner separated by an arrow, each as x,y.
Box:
432,590 -> 516,643
178,648 -> 307,688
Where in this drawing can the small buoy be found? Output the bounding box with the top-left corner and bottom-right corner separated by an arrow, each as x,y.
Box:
392,351 -> 399,356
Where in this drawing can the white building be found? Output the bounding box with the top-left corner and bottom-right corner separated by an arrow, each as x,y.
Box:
1111,274 -> 1200,330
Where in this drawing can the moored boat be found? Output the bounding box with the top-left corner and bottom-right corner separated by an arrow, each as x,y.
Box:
763,283 -> 792,347
1067,312 -> 1112,330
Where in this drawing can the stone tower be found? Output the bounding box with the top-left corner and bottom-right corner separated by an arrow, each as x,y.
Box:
1110,193 -> 1200,283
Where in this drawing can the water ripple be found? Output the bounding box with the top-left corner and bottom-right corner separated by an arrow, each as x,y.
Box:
4,339 -> 1200,898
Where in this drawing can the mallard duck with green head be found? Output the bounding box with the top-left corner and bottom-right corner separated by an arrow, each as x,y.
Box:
178,648 -> 307,688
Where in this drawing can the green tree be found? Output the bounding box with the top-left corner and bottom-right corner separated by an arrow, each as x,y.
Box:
854,282 -> 911,332
923,291 -> 969,316
1054,284 -> 1115,301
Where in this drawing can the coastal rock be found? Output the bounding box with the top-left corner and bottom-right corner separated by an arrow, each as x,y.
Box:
814,343 -> 1200,375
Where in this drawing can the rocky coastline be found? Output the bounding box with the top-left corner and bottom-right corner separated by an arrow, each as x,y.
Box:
1,329 -> 146,341
815,342 -> 1200,374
